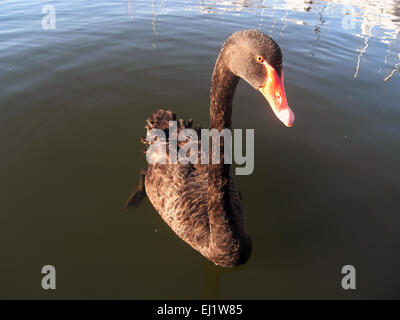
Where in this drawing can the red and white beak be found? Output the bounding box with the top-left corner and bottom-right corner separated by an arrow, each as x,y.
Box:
259,61 -> 295,127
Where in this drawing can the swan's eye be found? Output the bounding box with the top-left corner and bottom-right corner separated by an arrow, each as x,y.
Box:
256,56 -> 264,63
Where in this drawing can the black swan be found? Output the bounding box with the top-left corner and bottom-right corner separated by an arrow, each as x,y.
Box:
125,30 -> 294,267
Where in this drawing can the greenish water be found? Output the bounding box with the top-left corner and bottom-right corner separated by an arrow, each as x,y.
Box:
1,0 -> 400,299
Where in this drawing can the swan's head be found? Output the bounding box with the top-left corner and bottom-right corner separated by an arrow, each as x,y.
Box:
221,29 -> 294,127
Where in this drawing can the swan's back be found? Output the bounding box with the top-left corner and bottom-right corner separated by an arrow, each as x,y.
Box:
143,110 -> 248,265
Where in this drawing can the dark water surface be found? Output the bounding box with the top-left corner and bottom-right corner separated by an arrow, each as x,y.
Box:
1,0 -> 400,299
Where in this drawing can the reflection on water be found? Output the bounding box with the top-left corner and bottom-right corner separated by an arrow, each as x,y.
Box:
384,53 -> 400,81
186,0 -> 267,14
146,0 -> 400,81
128,0 -> 134,21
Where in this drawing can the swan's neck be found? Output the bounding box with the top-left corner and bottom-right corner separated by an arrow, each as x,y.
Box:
207,56 -> 242,257
210,58 -> 239,130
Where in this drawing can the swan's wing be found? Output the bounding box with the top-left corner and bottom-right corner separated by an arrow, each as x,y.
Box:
138,109 -> 248,265
142,109 -> 210,246
145,163 -> 211,250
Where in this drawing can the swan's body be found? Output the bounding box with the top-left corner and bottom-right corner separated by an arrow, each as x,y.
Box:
126,30 -> 294,267
141,111 -> 251,267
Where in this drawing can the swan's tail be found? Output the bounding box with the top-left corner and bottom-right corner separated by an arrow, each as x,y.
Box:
141,109 -> 201,149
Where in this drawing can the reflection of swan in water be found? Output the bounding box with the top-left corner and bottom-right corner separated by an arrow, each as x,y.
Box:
203,261 -> 222,299
201,259 -> 248,298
